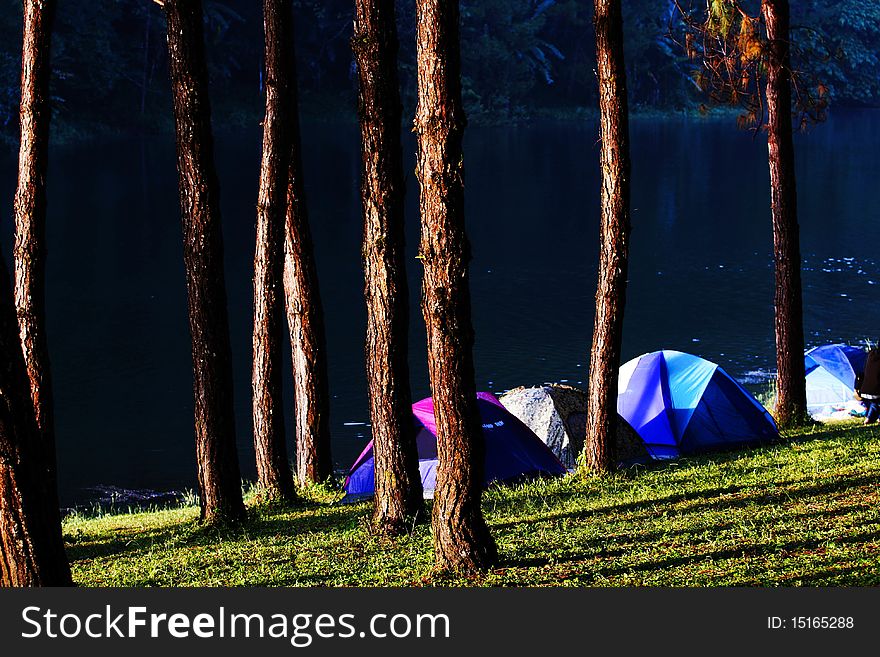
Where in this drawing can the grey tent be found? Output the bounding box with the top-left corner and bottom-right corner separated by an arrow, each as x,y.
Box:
499,384 -> 648,468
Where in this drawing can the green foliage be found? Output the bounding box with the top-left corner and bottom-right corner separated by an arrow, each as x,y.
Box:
623,0 -> 695,109
0,0 -> 877,137
707,0 -> 735,39
671,0 -> 834,128
794,2 -> 880,106
0,0 -> 259,139
65,421 -> 880,586
671,0 -> 880,123
457,0 -> 568,120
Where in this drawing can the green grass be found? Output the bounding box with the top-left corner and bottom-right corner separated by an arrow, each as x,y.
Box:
65,420 -> 880,587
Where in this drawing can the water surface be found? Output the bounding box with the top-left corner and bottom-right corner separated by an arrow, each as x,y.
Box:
2,110 -> 878,504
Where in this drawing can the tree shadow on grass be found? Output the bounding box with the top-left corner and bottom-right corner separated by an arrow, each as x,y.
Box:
494,472 -> 880,531
500,527 -> 880,584
496,471 -> 880,578
777,563 -> 880,586
65,502 -> 371,563
596,528 -> 880,580
488,425 -> 879,522
617,422 -> 879,473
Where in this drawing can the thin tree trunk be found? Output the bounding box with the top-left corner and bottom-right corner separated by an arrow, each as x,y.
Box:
163,0 -> 245,524
762,0 -> 806,427
415,0 -> 496,573
252,0 -> 296,503
283,43 -> 332,486
14,0 -> 59,506
0,251 -> 71,586
353,0 -> 423,534
1,0 -> 70,586
583,0 -> 632,474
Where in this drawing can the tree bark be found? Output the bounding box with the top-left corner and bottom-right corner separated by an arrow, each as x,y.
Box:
283,42 -> 332,486
1,0 -> 70,586
415,0 -> 496,573
252,0 -> 296,504
584,0 -> 632,474
164,0 -> 245,524
762,0 -> 806,427
353,0 -> 423,534
14,0 -> 59,506
0,253 -> 71,586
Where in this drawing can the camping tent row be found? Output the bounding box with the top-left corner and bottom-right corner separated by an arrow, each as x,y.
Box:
344,350 -> 781,498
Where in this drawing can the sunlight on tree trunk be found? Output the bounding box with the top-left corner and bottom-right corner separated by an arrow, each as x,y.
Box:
583,0 -> 632,475
415,0 -> 497,573
164,0 -> 245,524
353,0 -> 423,535
762,0 -> 807,428
282,31 -> 332,485
0,0 -> 71,586
252,0 -> 297,504
14,0 -> 59,509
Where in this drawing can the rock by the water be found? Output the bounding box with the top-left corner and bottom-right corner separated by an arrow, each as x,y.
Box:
499,383 -> 648,468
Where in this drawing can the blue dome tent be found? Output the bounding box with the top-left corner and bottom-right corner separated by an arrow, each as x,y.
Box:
617,350 -> 778,460
344,392 -> 566,498
804,344 -> 867,417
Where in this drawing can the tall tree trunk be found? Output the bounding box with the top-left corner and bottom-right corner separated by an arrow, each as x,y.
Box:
414,0 -> 496,572
0,255 -> 71,586
583,0 -> 632,475
762,0 -> 806,428
164,0 -> 245,524
283,43 -> 332,486
1,0 -> 71,586
14,0 -> 59,504
353,0 -> 423,534
252,0 -> 296,503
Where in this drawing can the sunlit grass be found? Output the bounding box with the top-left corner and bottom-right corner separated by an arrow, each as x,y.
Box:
65,419 -> 880,586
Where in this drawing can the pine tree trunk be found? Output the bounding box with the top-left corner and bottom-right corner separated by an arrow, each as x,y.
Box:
584,0 -> 632,474
353,0 -> 423,534
14,0 -> 62,517
0,254 -> 71,586
164,0 -> 245,524
283,44 -> 332,486
1,0 -> 70,586
415,0 -> 496,573
762,0 -> 806,427
252,0 -> 296,503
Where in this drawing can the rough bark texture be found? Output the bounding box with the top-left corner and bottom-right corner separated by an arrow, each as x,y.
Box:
13,0 -> 58,505
252,0 -> 296,503
1,0 -> 70,586
164,0 -> 245,523
353,0 -> 423,534
584,0 -> 632,474
415,0 -> 497,573
762,0 -> 807,428
0,252 -> 71,586
283,41 -> 332,486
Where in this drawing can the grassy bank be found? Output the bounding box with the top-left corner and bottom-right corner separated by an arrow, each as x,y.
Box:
65,420 -> 880,587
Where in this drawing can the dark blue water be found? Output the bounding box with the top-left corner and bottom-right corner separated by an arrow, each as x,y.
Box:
2,110 -> 879,504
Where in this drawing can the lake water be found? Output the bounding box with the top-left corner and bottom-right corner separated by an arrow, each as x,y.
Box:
2,110 -> 879,505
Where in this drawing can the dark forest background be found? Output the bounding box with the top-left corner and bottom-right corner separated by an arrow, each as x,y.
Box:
1,0 -> 879,140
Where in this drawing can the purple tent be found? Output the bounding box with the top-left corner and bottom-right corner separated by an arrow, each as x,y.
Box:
344,392 -> 567,497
